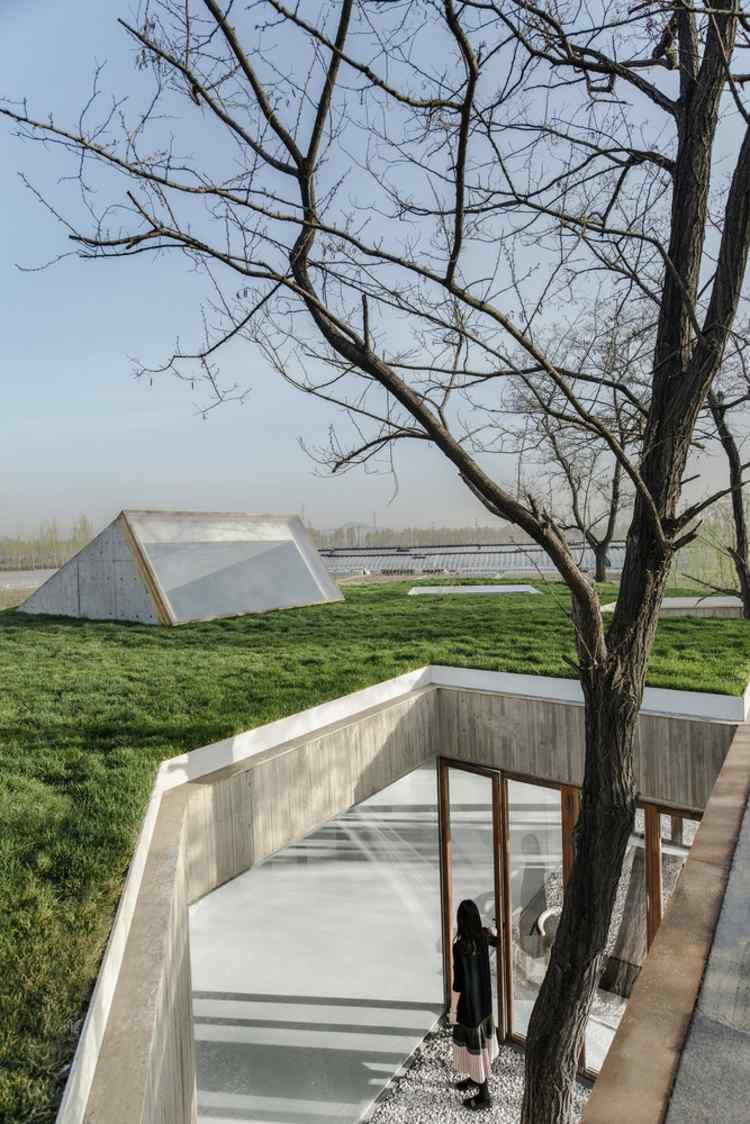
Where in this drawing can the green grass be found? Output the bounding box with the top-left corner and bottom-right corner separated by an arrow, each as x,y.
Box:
1,579 -> 749,1122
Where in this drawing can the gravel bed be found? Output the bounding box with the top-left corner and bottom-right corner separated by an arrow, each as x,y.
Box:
364,1024 -> 590,1124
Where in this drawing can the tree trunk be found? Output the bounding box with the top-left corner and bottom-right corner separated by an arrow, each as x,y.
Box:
521,664 -> 639,1123
593,544 -> 609,584
732,550 -> 750,619
521,469 -> 678,1123
709,395 -> 750,617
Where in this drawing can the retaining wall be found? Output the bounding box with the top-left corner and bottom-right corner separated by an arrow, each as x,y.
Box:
439,688 -> 733,810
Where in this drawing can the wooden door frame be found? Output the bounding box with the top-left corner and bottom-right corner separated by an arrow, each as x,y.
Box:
437,756 -> 698,1078
501,775 -> 583,1058
438,758 -> 506,1041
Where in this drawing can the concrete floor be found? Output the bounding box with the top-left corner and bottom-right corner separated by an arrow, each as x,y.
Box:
190,764 -> 445,1124
189,764 -> 622,1124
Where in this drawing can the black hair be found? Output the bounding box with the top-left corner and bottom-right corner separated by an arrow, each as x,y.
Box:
456,898 -> 484,954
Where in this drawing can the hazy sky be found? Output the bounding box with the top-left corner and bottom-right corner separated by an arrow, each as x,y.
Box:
1,1 -> 521,536
0,2 -> 730,538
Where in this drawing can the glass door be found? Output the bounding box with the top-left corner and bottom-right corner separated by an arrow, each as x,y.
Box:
504,777 -> 565,1039
439,759 -> 699,1077
438,760 -> 506,1039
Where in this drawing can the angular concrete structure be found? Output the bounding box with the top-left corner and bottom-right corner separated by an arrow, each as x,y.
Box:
18,511 -> 342,625
55,666 -> 748,1124
603,595 -> 743,619
408,584 -> 539,596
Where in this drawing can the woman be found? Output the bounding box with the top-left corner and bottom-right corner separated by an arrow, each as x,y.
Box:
449,899 -> 499,1111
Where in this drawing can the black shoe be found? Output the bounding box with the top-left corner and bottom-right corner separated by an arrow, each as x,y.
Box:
454,1077 -> 476,1091
463,1093 -> 492,1111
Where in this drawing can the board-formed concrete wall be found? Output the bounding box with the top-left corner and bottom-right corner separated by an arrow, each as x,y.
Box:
83,787 -> 196,1124
73,678 -> 739,1124
185,686 -> 439,903
21,520 -> 159,623
439,689 -> 734,810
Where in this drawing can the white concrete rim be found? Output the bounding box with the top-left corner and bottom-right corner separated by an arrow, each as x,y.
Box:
158,667 -> 749,793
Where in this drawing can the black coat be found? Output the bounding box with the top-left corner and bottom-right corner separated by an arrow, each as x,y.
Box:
452,929 -> 496,1029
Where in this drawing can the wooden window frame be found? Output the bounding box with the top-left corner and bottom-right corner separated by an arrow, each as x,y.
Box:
437,756 -> 700,1080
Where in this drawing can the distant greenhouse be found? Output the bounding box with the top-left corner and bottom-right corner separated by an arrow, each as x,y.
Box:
320,541 -> 627,578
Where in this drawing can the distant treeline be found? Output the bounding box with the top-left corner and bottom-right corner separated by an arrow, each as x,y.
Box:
1,516 -> 521,569
2,506 -> 742,588
0,516 -> 95,571
309,523 -> 528,548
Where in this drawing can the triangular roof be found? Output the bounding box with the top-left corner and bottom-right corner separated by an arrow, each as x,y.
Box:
20,510 -> 343,625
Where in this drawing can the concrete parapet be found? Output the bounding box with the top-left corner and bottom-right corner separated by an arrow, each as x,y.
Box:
84,787 -> 196,1124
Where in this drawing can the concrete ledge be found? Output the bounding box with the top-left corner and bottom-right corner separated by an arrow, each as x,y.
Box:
603,596 -> 743,619
55,787 -> 163,1123
667,729 -> 750,1123
84,787 -> 196,1124
156,667 -> 433,790
583,725 -> 750,1124
407,584 -> 539,596
159,668 -> 749,794
431,665 -> 749,723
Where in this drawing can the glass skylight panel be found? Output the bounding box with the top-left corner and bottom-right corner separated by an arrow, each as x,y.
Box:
125,511 -> 340,623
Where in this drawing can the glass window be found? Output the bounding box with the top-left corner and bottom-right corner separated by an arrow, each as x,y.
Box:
586,817 -> 646,1072
506,779 -> 563,1037
660,813 -> 700,913
448,768 -> 500,1018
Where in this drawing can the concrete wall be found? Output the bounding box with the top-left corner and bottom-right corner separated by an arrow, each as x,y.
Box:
660,605 -> 741,619
20,520 -> 159,623
440,688 -> 735,810
84,788 -> 196,1124
667,729 -> 750,1124
185,686 -> 438,903
74,679 -> 740,1124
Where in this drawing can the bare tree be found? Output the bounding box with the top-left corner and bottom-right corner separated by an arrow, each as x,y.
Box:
502,312 -> 650,582
503,383 -> 631,582
4,3 -> 750,1121
673,326 -> 750,611
538,409 -> 627,583
703,381 -> 750,614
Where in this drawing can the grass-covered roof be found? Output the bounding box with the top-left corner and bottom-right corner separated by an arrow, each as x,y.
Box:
1,579 -> 748,1121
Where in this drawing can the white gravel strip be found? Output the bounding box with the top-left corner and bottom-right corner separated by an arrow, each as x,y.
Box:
364,1024 -> 590,1124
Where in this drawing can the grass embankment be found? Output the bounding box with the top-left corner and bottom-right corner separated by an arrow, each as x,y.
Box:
1,580 -> 749,1122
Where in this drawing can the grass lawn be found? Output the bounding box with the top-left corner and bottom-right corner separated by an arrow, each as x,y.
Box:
1,578 -> 749,1122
